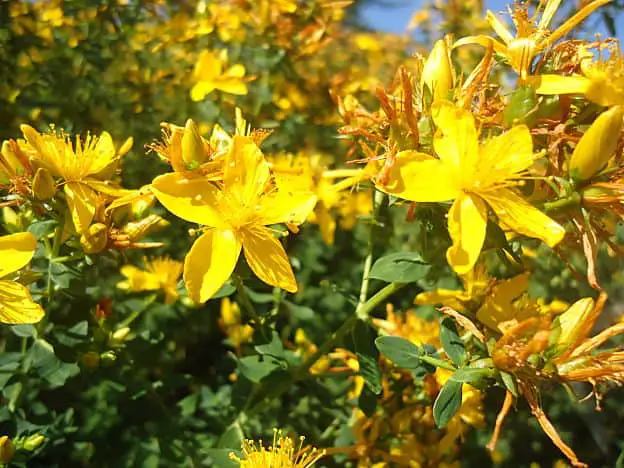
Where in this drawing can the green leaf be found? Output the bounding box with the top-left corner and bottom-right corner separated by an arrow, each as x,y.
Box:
213,282 -> 236,299
10,324 -> 37,338
352,320 -> 382,395
27,220 -> 57,239
254,331 -> 285,359
237,355 -> 285,383
440,318 -> 466,366
26,339 -> 80,388
500,370 -> 518,397
368,252 -> 430,283
375,336 -> 436,378
217,423 -> 244,449
450,367 -> 495,385
205,449 -> 240,468
433,379 -> 463,428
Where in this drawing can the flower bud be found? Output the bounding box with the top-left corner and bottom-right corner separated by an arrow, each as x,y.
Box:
122,214 -> 169,241
22,434 -> 45,451
110,327 -> 131,346
570,105 -> 624,180
0,436 -> 15,463
32,167 -> 56,200
100,351 -> 117,366
79,223 -> 108,254
182,119 -> 208,170
421,39 -> 454,102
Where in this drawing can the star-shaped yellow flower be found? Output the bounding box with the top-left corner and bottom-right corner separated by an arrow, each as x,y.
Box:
117,257 -> 183,304
375,101 -> 565,274
190,49 -> 248,101
0,232 -> 44,324
151,136 -> 316,303
455,0 -> 611,79
20,125 -> 132,233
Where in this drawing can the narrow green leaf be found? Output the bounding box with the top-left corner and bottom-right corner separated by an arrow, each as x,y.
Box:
375,336 -> 436,378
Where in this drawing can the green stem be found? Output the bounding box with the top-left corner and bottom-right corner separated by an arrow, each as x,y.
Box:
420,355 -> 456,371
543,192 -> 581,213
118,294 -> 157,328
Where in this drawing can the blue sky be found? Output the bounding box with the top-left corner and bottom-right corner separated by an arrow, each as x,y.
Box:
361,0 -> 624,40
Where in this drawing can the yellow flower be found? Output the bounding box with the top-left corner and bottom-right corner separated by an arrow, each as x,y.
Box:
117,257 -> 182,304
0,232 -> 44,324
375,101 -> 564,274
531,43 -> 624,107
190,50 -> 247,101
455,0 -> 611,79
20,125 -> 132,233
231,430 -> 325,468
151,136 -> 316,303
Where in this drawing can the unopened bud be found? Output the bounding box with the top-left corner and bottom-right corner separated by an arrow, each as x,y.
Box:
421,38 -> 454,102
32,167 -> 56,200
80,223 -> 108,254
22,434 -> 45,451
110,327 -> 131,346
122,215 -> 168,241
570,105 -> 624,181
182,119 -> 208,168
0,436 -> 14,463
100,351 -> 117,366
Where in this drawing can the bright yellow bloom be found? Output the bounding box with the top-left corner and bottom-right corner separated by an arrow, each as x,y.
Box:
375,101 -> 564,274
151,136 -> 316,303
117,257 -> 182,304
531,43 -> 624,107
20,125 -> 132,233
0,232 -> 44,324
190,50 -> 247,101
455,0 -> 611,79
231,430 -> 325,468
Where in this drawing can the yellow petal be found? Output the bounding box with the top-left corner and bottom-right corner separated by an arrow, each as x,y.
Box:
479,125 -> 534,183
453,35 -> 507,54
215,79 -> 248,96
546,0 -> 612,48
239,226 -> 297,293
0,280 -> 44,324
556,297 -> 595,349
190,82 -> 216,102
529,74 -> 590,96
585,74 -> 624,107
90,131 -> 117,174
223,136 -> 271,206
151,173 -> 225,227
316,203 -> 336,245
414,289 -> 470,310
476,272 -> 530,329
259,192 -> 317,226
0,232 -> 36,278
483,188 -> 565,247
184,229 -> 242,303
118,266 -> 160,292
193,50 -> 221,81
432,101 -> 479,175
421,39 -> 454,100
65,182 -> 96,233
486,11 -> 514,44
446,193 -> 488,275
374,150 -> 460,202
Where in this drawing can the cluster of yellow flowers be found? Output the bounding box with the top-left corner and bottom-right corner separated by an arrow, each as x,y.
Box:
4,0 -> 624,466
